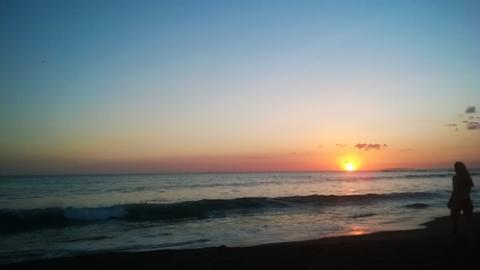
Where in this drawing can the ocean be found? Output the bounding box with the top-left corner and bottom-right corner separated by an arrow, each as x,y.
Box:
1,170 -> 479,264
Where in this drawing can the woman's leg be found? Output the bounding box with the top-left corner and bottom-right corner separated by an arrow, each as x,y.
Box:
463,201 -> 473,223
451,207 -> 460,235
463,201 -> 474,241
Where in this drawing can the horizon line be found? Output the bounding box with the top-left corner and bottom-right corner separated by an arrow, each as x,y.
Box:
0,168 -> 463,178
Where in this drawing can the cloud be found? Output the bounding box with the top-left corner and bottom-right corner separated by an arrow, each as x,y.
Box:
467,122 -> 480,130
465,106 -> 476,114
355,143 -> 387,151
446,107 -> 478,131
289,151 -> 319,156
335,144 -> 348,148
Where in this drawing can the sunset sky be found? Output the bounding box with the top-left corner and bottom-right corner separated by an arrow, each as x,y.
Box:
1,0 -> 479,175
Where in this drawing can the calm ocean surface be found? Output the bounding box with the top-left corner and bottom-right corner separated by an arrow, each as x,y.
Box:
1,170 -> 479,264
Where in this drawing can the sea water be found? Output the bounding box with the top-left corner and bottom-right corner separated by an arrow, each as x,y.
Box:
1,170 -> 479,264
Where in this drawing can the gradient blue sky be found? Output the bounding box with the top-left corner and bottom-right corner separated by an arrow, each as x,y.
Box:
1,0 -> 479,174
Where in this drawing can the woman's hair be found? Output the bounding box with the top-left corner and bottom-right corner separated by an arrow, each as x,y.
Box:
454,161 -> 474,188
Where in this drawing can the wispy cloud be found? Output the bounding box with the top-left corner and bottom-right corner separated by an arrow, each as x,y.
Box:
288,151 -> 318,156
445,123 -> 459,132
354,143 -> 387,151
467,122 -> 480,130
335,144 -> 348,148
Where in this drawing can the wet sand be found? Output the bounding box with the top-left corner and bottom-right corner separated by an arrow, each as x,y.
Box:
4,213 -> 480,270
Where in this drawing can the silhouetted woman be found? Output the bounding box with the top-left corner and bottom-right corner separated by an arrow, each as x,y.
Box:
448,161 -> 474,235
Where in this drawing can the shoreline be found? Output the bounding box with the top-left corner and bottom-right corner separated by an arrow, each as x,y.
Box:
4,213 -> 480,270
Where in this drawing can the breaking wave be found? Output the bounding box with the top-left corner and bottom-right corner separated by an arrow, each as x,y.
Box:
0,191 -> 439,233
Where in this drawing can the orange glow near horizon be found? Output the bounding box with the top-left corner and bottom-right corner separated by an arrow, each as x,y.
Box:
2,142 -> 480,175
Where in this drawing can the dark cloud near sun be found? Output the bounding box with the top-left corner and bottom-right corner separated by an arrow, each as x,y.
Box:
465,106 -> 476,114
355,143 -> 387,151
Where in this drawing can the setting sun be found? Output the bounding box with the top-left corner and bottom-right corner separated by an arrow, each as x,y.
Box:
338,154 -> 362,172
345,162 -> 355,171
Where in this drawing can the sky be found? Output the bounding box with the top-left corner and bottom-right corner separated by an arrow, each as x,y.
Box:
1,0 -> 479,175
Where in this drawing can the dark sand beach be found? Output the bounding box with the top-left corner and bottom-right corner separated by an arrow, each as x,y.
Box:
4,213 -> 480,270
